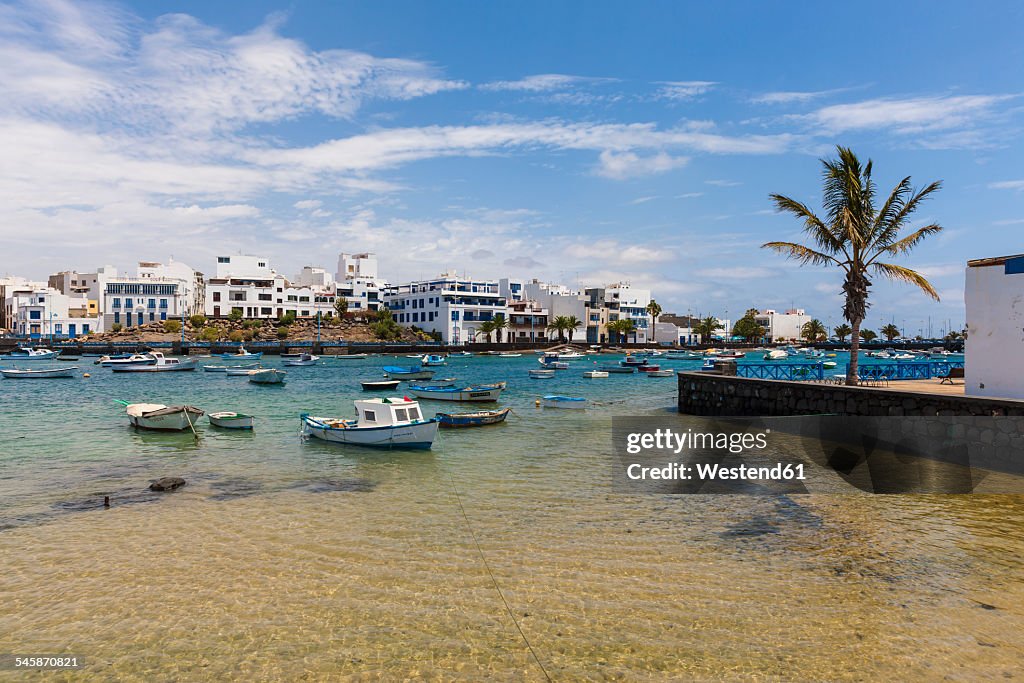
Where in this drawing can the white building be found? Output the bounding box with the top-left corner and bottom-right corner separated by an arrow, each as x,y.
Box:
206,255 -> 335,319
5,287 -> 99,339
294,266 -> 334,289
499,278 -> 587,341
384,273 -> 508,343
582,283 -> 653,343
965,254 -> 1024,399
1,276 -> 48,332
101,259 -> 202,331
335,252 -> 386,312
755,308 -> 811,342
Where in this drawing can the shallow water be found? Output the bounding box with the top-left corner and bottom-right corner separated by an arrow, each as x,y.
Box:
0,352 -> 1020,680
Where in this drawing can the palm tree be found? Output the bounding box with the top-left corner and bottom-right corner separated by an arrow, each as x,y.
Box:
565,315 -> 582,343
762,146 -> 942,385
801,318 -> 827,342
547,316 -> 568,343
694,316 -> 722,345
646,300 -> 662,322
880,323 -> 901,342
619,318 -> 637,344
605,319 -> 622,344
491,313 -> 509,343
476,319 -> 496,343
833,323 -> 852,342
860,329 -> 878,343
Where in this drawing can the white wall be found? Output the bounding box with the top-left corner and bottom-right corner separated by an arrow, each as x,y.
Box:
965,259 -> 1024,399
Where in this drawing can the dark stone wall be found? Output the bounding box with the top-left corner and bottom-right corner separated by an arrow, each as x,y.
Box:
677,372 -> 1024,417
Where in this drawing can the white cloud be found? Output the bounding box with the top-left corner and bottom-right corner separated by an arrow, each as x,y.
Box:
994,218 -> 1024,225
566,240 -> 674,263
705,179 -> 741,187
596,150 -> 688,179
628,196 -> 658,205
293,199 -> 322,210
750,87 -> 853,105
694,266 -> 780,280
676,192 -> 704,198
479,74 -> 613,92
655,80 -> 716,101
805,94 -> 1012,134
990,180 -> 1024,191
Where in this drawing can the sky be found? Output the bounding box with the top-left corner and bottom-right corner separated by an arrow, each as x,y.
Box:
2,0 -> 1023,336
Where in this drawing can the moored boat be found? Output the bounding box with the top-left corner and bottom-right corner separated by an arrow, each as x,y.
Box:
301,397 -> 439,449
283,353 -> 320,366
204,362 -> 260,373
498,353 -> 522,358
421,354 -> 448,366
1,366 -> 78,379
208,411 -> 255,429
664,352 -> 702,360
529,368 -> 556,379
538,357 -> 569,369
645,369 -> 674,377
221,346 -> 262,360
99,353 -> 156,367
600,365 -> 636,374
637,364 -> 662,372
111,352 -> 196,372
383,366 -> 435,380
4,347 -> 60,360
328,353 -> 369,359
436,407 -> 511,428
583,370 -> 609,378
620,356 -> 649,367
249,369 -> 287,384
542,395 -> 587,409
125,403 -> 203,431
361,379 -> 402,391
406,385 -> 504,402
763,350 -> 789,361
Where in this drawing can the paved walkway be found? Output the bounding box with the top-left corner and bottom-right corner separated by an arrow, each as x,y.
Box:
829,378 -> 967,396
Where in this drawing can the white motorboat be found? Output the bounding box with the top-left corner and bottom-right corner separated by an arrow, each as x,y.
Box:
111,352 -> 197,372
125,403 -> 203,431
2,366 -> 78,379
249,369 -> 287,384
763,350 -> 789,361
221,346 -> 262,359
283,353 -> 320,366
99,353 -> 156,367
582,370 -> 609,378
645,369 -> 674,377
529,369 -> 556,379
421,354 -> 448,366
301,397 -> 439,449
406,385 -> 504,402
5,347 -> 60,360
204,362 -> 260,373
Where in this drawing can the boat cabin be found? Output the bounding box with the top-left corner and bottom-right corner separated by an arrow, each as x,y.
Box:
354,397 -> 425,427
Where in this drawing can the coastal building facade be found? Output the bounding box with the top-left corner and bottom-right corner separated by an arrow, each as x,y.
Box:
755,308 -> 810,342
101,259 -> 203,331
5,287 -> 99,339
205,255 -> 336,320
335,252 -> 386,312
584,284 -> 653,343
965,254 -> 1024,400
384,273 -> 508,343
499,278 -> 586,341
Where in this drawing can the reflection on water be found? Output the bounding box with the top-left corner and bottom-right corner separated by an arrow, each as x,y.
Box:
0,354 -> 1021,679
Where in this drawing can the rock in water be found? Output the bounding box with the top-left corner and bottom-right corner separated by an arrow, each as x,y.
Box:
149,477 -> 186,492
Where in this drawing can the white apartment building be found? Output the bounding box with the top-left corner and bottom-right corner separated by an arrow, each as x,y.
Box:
500,278 -> 587,341
584,283 -> 653,343
5,287 -> 99,339
101,259 -> 202,331
965,254 -> 1024,399
294,266 -> 334,289
206,255 -> 335,319
384,273 -> 509,343
1,276 -> 48,332
335,252 -> 386,312
755,308 -> 810,342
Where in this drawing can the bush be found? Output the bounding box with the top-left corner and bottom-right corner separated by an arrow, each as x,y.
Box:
110,323 -> 123,333
228,308 -> 243,322
243,319 -> 262,330
189,314 -> 206,328
228,330 -> 245,342
279,311 -> 296,325
372,319 -> 402,341
276,326 -> 290,339
163,319 -> 182,333
199,327 -> 221,342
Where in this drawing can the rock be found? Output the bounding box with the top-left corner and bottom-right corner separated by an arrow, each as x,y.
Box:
149,477 -> 186,491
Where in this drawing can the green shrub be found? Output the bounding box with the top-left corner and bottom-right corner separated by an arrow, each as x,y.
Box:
279,311 -> 296,325
189,314 -> 206,328
228,308 -> 243,322
162,319 -> 182,333
110,323 -> 123,333
276,326 -> 290,339
243,319 -> 262,330
199,327 -> 221,342
228,330 -> 245,342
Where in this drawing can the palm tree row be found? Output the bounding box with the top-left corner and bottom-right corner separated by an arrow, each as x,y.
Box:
763,146 -> 942,385
546,315 -> 582,343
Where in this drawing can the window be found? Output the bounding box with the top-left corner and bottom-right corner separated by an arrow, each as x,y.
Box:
429,312 -> 435,322
29,310 -> 41,320
148,299 -> 156,308
55,324 -> 62,334
112,298 -> 121,308
451,311 -> 459,321
149,312 -> 155,321
364,410 -> 376,422
125,298 -> 133,308
408,407 -> 420,420
212,292 -> 221,302
218,257 -> 230,263
258,262 -> 266,268
137,312 -> 143,325
113,312 -> 120,324
394,408 -> 408,421
301,310 -> 309,317
258,294 -> 272,301
160,312 -> 166,321
83,324 -> 90,333
261,308 -> 272,315
160,299 -> 168,308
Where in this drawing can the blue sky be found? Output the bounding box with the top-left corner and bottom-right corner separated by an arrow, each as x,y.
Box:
3,0 -> 1023,335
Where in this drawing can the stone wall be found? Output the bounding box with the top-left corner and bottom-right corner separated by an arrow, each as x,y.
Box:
677,372 -> 1024,417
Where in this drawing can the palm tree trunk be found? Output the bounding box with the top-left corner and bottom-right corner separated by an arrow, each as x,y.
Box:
848,318 -> 861,386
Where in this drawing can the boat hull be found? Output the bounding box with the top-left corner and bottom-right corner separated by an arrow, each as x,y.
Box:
529,370 -> 555,379
127,405 -> 204,431
249,369 -> 286,384
301,415 -> 438,449
361,380 -> 402,391
112,360 -> 197,372
407,386 -> 503,402
2,367 -> 77,379
542,396 -> 587,409
582,371 -> 608,378
436,408 -> 511,428
382,367 -> 435,380
208,412 -> 255,429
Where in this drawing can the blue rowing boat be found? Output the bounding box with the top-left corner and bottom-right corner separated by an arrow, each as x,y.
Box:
435,407 -> 511,428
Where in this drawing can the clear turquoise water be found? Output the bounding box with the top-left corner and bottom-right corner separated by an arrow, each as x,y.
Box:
2,349 -> 1019,681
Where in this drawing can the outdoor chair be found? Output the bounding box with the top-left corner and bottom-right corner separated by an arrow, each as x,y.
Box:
939,367 -> 965,385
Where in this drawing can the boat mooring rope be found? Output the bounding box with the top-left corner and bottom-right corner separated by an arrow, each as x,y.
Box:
446,471 -> 552,682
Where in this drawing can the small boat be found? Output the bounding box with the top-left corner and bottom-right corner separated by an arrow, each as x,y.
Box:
421,354 -> 448,366
529,369 -> 556,379
221,346 -> 262,360
452,351 -> 473,357
620,356 -> 649,367
498,353 -> 522,358
361,379 -> 402,391
664,352 -> 701,360
600,365 -> 636,374
125,403 -> 203,431
5,347 -> 60,360
436,407 -> 511,428
583,370 -> 609,378
283,353 -> 320,366
280,352 -> 304,359
224,367 -> 259,376
763,350 -> 789,361
2,366 -> 78,379
555,351 -> 584,360
822,361 -> 837,369
301,398 -> 439,449
383,366 -> 435,380
208,411 -> 255,429
410,377 -> 458,388
111,352 -> 197,372
204,362 -> 260,373
637,364 -> 662,373
699,359 -> 719,372
542,395 -> 587,409
328,353 -> 369,360
99,353 -> 156,367
646,369 -> 674,377
538,357 -> 569,369
249,369 -> 287,384
406,385 -> 504,402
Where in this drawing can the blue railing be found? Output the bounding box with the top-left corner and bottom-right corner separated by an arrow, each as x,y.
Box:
737,363 -> 825,381
850,361 -> 963,380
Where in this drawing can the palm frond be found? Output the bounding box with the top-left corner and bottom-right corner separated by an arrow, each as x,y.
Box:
761,241 -> 841,268
874,181 -> 942,247
872,262 -> 940,301
769,194 -> 846,256
869,176 -> 911,245
870,224 -> 943,260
